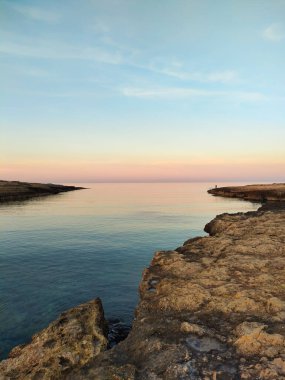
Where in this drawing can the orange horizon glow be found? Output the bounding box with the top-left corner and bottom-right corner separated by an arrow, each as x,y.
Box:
2,160 -> 285,183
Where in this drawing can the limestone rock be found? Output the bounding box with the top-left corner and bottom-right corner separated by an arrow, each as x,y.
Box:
0,299 -> 108,379
207,183 -> 285,202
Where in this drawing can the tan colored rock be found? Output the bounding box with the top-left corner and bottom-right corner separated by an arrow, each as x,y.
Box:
70,207 -> 285,379
0,299 -> 107,379
234,322 -> 284,357
180,322 -> 205,336
267,297 -> 285,313
208,183 -> 285,202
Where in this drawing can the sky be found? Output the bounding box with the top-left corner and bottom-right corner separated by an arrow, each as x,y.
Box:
1,0 -> 285,183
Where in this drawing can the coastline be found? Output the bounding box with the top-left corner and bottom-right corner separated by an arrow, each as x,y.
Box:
1,184 -> 285,379
208,183 -> 285,202
0,180 -> 84,203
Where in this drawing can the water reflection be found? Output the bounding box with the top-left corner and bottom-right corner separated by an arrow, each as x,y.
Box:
0,182 -> 259,358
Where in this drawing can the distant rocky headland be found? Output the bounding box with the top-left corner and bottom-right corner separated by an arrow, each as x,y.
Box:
1,183 -> 285,379
0,180 -> 84,203
208,183 -> 285,202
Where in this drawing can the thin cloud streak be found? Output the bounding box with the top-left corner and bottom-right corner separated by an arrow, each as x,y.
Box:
11,4 -> 60,23
7,87 -> 267,101
0,40 -> 123,65
145,65 -> 240,84
121,87 -> 267,102
0,34 -> 240,85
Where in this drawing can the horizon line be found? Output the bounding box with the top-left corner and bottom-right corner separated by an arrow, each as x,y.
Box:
17,180 -> 283,184
3,178 -> 284,185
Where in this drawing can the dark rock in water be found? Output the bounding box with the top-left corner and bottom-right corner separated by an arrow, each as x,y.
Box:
107,319 -> 131,349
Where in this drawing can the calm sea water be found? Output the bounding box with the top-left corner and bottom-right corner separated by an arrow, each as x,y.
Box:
0,183 -> 259,358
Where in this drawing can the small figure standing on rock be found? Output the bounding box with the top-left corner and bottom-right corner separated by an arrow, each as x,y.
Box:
215,185 -> 217,189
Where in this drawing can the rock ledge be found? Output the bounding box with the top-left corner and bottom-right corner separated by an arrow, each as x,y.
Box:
208,183 -> 285,202
0,299 -> 108,379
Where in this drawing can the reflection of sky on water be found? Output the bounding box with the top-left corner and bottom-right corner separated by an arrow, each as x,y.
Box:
0,182 -> 259,358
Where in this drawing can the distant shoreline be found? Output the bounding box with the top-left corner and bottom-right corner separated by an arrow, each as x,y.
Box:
0,180 -> 84,203
208,183 -> 285,202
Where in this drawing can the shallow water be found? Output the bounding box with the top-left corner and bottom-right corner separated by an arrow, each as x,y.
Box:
0,182 -> 259,358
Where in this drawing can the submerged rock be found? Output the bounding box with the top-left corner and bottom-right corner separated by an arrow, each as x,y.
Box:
0,299 -> 108,379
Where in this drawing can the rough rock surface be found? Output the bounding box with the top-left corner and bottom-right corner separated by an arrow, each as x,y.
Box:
66,208 -> 285,379
0,180 -> 84,203
0,299 -> 108,379
208,183 -> 285,202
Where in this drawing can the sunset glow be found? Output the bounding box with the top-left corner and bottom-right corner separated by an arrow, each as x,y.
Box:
1,1 -> 285,182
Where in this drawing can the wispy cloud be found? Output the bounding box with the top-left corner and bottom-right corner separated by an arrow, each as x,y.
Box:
0,29 -> 239,87
21,67 -> 51,78
11,4 -> 60,23
0,40 -> 123,65
146,65 -> 239,84
263,23 -> 285,42
204,70 -> 239,84
121,86 -> 267,102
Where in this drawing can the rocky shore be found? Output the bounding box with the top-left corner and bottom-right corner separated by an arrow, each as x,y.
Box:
208,183 -> 285,202
1,185 -> 285,379
0,180 -> 84,203
0,300 -> 108,379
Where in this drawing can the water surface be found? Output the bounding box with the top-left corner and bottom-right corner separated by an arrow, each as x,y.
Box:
0,183 -> 259,358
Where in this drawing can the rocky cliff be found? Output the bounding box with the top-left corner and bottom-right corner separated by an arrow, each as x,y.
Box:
1,205 -> 285,379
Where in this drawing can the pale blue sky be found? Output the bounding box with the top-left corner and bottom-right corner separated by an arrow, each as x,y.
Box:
1,0 -> 285,182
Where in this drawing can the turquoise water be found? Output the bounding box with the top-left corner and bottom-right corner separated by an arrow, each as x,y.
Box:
0,183 -> 259,358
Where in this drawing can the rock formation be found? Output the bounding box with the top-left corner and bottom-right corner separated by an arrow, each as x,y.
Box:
208,183 -> 285,202
0,180 -> 84,203
0,299 -> 108,379
70,208 -> 285,379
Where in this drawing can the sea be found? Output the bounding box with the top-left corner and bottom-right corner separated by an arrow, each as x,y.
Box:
0,182 -> 259,358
